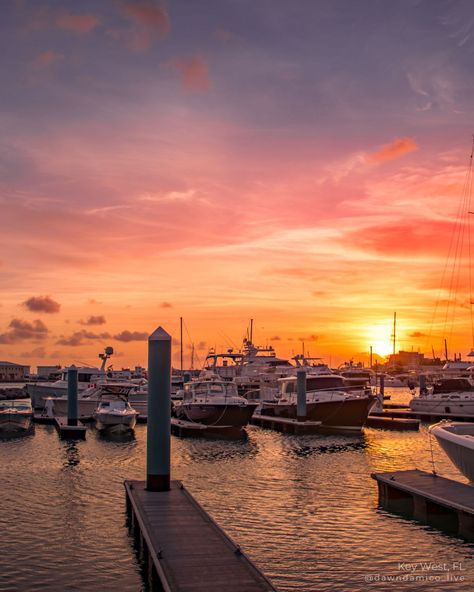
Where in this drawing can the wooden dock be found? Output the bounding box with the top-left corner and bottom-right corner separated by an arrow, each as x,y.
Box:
124,480 -> 277,592
372,469 -> 474,539
170,418 -> 245,439
251,414 -> 322,435
366,415 -> 420,431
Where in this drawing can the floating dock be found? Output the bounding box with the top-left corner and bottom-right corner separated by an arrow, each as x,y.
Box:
124,480 -> 277,592
372,469 -> 474,540
54,416 -> 87,439
170,417 -> 245,439
371,408 -> 474,422
366,415 -> 420,431
251,414 -> 322,434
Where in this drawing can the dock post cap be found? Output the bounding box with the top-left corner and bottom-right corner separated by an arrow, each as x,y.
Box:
68,364 -> 77,370
149,326 -> 171,341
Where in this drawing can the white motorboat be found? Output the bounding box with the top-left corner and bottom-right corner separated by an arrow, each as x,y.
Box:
49,382 -> 145,417
93,393 -> 138,433
0,400 -> 33,434
409,377 -> 474,416
173,377 -> 258,427
431,421 -> 474,482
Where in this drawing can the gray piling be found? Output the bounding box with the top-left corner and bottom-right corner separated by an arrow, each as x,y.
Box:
67,365 -> 78,426
183,371 -> 192,383
296,369 -> 307,421
419,374 -> 427,395
380,374 -> 385,399
147,326 -> 172,491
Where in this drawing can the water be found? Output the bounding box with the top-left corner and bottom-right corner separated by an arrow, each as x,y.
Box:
1,388 -> 473,591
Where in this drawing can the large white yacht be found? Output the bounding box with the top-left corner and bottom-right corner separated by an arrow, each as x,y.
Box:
27,347 -> 114,408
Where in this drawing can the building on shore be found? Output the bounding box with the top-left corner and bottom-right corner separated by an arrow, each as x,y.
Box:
36,365 -> 61,380
0,361 -> 30,382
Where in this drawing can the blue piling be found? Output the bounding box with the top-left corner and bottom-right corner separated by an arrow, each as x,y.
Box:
183,371 -> 192,383
380,374 -> 385,399
419,374 -> 427,395
67,365 -> 78,426
147,326 -> 172,491
297,369 -> 307,421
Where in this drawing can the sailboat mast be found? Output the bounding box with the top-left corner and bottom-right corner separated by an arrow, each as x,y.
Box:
393,312 -> 397,355
180,317 -> 183,373
249,318 -> 253,344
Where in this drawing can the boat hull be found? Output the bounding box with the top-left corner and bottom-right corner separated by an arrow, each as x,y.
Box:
431,422 -> 474,482
260,397 -> 374,432
93,412 -> 137,433
410,397 -> 474,416
49,395 -> 145,418
0,411 -> 33,434
175,403 -> 257,427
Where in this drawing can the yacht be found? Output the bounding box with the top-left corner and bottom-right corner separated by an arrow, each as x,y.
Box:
0,400 -> 33,434
47,382 -> 145,417
338,362 -> 374,388
259,374 -> 375,432
409,377 -> 474,416
27,347 -> 114,408
93,394 -> 138,433
173,377 -> 258,427
431,421 -> 474,482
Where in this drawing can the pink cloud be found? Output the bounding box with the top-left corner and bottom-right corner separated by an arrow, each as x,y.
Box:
368,137 -> 418,163
170,55 -> 211,92
33,50 -> 63,70
56,13 -> 100,34
118,1 -> 170,51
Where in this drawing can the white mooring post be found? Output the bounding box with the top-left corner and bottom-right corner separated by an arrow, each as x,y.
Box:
147,326 -> 171,491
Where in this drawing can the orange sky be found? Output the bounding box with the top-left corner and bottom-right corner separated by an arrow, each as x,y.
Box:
2,1 -> 474,370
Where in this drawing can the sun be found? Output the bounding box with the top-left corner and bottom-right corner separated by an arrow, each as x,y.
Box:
365,323 -> 393,358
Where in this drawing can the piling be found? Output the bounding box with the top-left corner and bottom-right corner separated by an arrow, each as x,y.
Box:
67,365 -> 78,426
296,369 -> 307,422
379,374 -> 385,399
419,374 -> 427,395
147,326 -> 171,492
183,371 -> 191,383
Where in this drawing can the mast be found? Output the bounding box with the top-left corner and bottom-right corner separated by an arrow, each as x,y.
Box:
393,312 -> 397,355
370,345 -> 373,369
190,343 -> 195,370
249,318 -> 253,344
444,338 -> 448,361
180,317 -> 183,373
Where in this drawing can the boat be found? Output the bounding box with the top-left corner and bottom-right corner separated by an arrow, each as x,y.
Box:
431,420 -> 474,482
173,377 -> 258,427
338,362 -> 374,388
48,382 -> 144,417
410,377 -> 474,416
93,392 -> 138,433
0,400 -> 33,434
259,374 -> 375,432
27,347 -> 114,408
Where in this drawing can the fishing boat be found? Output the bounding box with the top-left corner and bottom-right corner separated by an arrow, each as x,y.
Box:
0,400 -> 33,434
93,393 -> 138,433
173,377 -> 258,427
259,374 -> 375,432
431,420 -> 474,482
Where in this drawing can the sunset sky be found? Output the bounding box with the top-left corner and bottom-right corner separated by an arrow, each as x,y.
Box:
2,0 -> 474,370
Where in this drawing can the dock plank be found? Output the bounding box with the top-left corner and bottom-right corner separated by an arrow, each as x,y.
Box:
125,480 -> 277,592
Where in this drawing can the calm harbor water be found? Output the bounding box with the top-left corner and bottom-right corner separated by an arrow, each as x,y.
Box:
1,388 -> 473,591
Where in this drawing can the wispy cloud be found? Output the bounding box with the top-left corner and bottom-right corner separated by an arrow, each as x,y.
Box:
32,50 -> 63,70
169,55 -> 212,91
56,13 -> 99,34
0,319 -> 49,344
79,315 -> 106,326
368,137 -> 418,163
